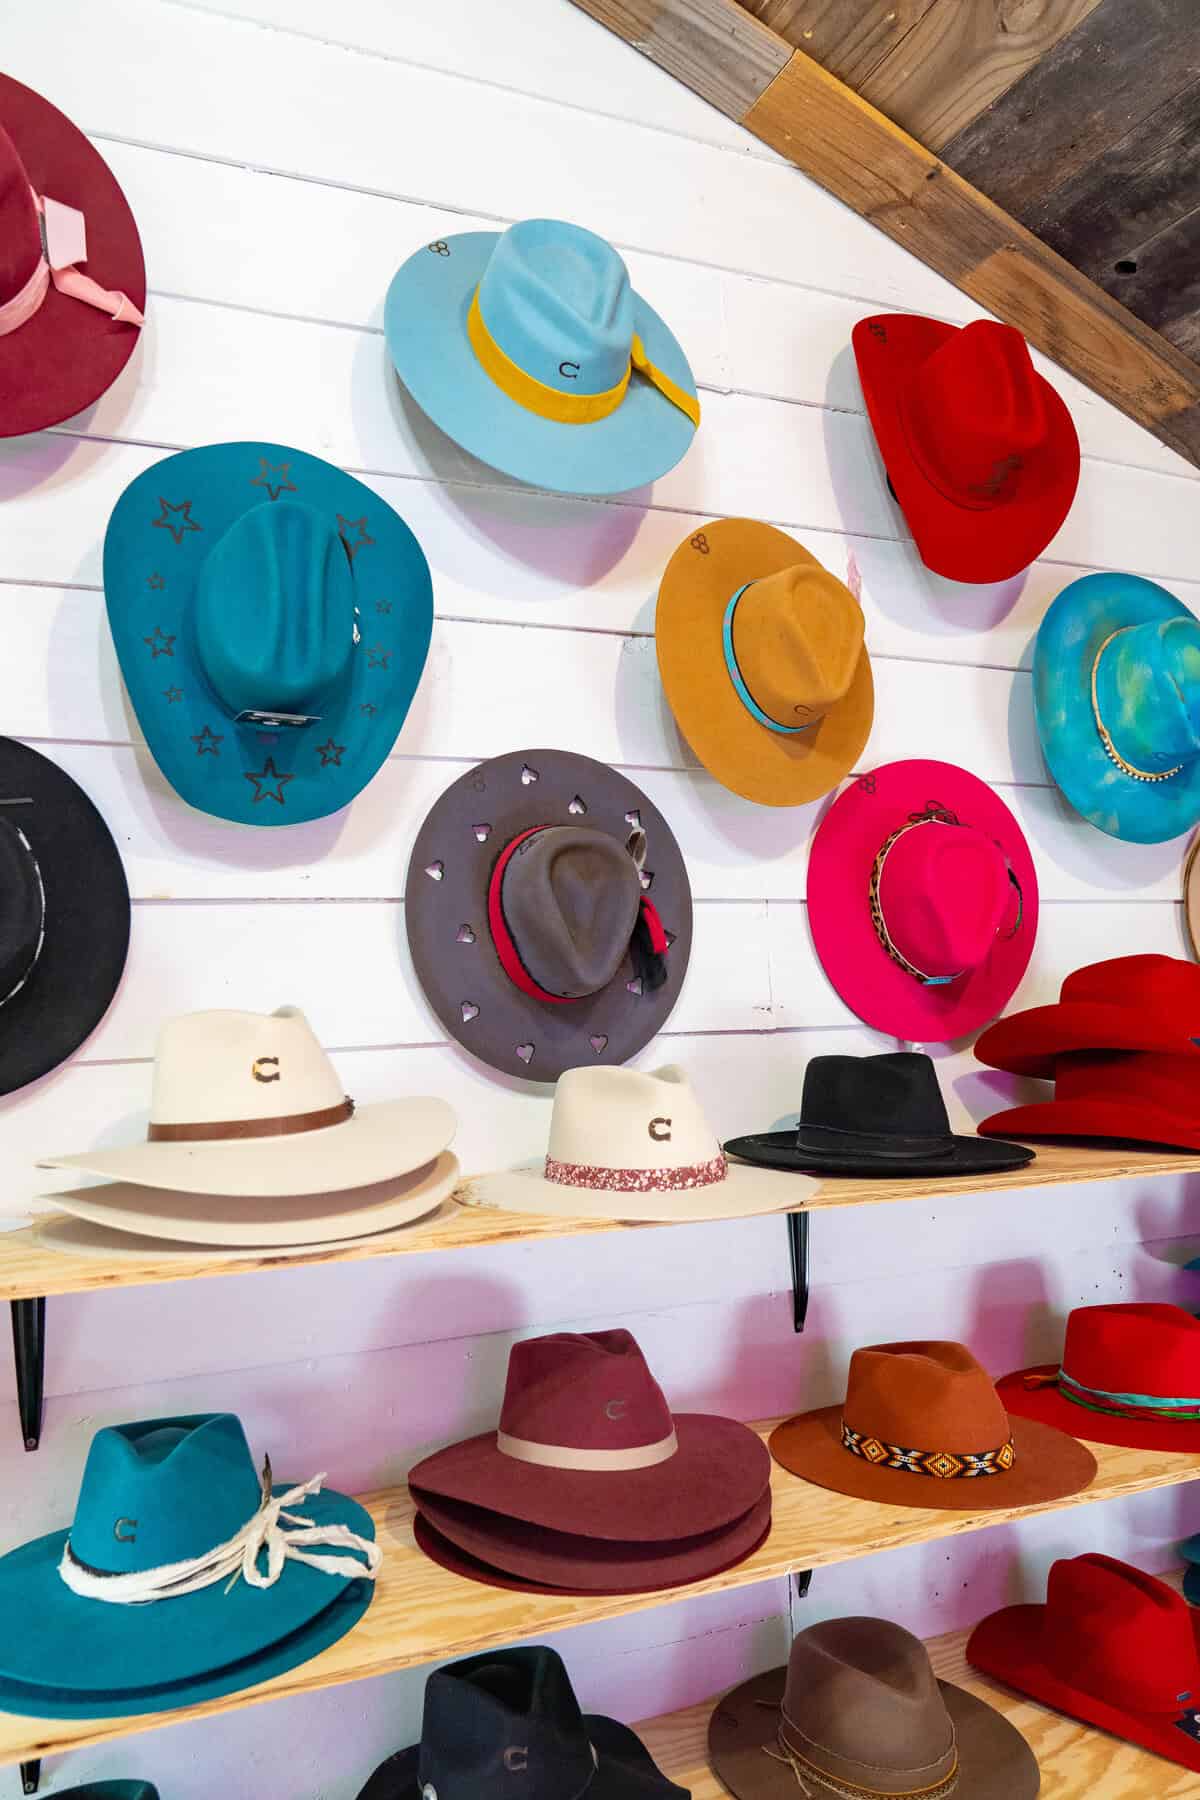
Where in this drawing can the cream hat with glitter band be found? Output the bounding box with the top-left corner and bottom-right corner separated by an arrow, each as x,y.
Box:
462,1065 -> 818,1221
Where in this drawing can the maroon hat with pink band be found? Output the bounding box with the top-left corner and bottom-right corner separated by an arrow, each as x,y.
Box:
408,1329 -> 771,1594
405,749 -> 692,1081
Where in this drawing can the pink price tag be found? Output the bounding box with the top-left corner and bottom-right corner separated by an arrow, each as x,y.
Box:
41,195 -> 88,272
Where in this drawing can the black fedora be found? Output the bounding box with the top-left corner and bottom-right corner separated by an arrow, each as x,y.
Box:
356,1645 -> 687,1800
0,739 -> 130,1096
724,1052 -> 1034,1177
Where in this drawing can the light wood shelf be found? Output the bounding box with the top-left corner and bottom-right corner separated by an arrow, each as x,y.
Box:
5,1141 -> 1200,1302
2,1425 -> 1198,1768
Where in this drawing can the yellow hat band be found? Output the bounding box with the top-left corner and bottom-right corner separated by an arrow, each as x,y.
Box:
467,287 -> 700,430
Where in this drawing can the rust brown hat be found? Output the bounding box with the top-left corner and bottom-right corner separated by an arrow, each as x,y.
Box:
656,518 -> 873,807
769,1340 -> 1096,1511
708,1615 -> 1039,1800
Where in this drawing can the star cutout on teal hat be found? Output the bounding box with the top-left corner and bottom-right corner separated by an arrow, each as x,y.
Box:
152,498 -> 203,545
192,725 -> 223,755
360,702 -> 378,717
337,514 -> 374,560
316,738 -> 346,767
244,756 -> 294,805
251,459 -> 297,503
366,643 -> 391,669
163,685 -> 183,703
375,599 -> 392,614
147,572 -> 165,591
144,626 -> 176,658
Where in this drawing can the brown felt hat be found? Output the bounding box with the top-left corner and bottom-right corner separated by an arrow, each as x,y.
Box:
656,518 -> 874,807
770,1340 -> 1096,1510
709,1616 -> 1038,1800
405,749 -> 692,1081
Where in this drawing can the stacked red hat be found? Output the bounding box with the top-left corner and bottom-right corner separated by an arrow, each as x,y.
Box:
975,954 -> 1200,1148
407,1329 -> 772,1594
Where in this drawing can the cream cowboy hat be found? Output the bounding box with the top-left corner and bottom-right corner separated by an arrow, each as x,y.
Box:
461,1065 -> 818,1221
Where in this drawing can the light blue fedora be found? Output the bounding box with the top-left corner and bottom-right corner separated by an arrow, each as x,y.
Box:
104,442 -> 432,826
385,219 -> 699,496
1034,572 -> 1200,844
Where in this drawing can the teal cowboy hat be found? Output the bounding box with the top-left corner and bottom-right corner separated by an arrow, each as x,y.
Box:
385,218 -> 699,496
104,442 -> 432,827
0,1413 -> 379,1716
45,1789 -> 157,1798
1034,572 -> 1200,844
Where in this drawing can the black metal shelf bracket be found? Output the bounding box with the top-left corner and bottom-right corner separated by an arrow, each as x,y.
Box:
787,1212 -> 810,1333
794,1569 -> 813,1600
20,1760 -> 40,1795
11,1297 -> 46,1452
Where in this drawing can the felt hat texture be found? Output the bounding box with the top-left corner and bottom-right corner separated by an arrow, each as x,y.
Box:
104,441 -> 432,826
30,1202 -> 454,1263
973,954 -> 1200,1079
770,1339 -> 1097,1510
655,518 -> 873,807
49,1789 -> 158,1800
385,219 -> 698,496
725,1050 -> 1034,1178
978,1049 -> 1200,1150
997,1303 -> 1200,1452
968,1554 -> 1200,1772
405,749 -> 692,1081
853,313 -> 1079,583
356,1646 -> 688,1800
0,75 -> 145,437
709,1615 -> 1038,1800
461,1064 -> 818,1221
807,760 -> 1037,1044
1034,571 -> 1200,843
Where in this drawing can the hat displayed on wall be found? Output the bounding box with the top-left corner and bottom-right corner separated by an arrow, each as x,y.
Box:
461,1064 -> 818,1221
709,1614 -> 1038,1800
974,955 -> 1200,1079
405,749 -> 692,1082
997,1303 -> 1200,1452
103,442 -> 432,827
0,75 -> 145,438
769,1339 -> 1096,1510
807,761 -> 1037,1043
724,1051 -> 1034,1178
356,1646 -> 688,1800
0,1412 -> 379,1717
977,1050 -> 1200,1150
408,1329 -> 771,1594
967,1554 -> 1200,1773
385,219 -> 699,496
1033,571 -> 1200,843
38,1007 -> 458,1242
0,738 -> 130,1098
655,518 -> 873,807
54,1788 -> 158,1800
853,313 -> 1079,583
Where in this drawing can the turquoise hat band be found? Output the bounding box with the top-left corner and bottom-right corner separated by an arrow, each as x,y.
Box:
722,585 -> 814,737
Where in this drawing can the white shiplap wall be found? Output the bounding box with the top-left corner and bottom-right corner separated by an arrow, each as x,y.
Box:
3,3 -> 1200,1794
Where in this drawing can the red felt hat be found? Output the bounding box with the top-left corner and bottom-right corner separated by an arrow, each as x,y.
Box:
853,314 -> 1079,583
967,1554 -> 1200,1772
979,1049 -> 1200,1150
998,1304 -> 1200,1451
0,76 -> 145,437
974,954 -> 1200,1079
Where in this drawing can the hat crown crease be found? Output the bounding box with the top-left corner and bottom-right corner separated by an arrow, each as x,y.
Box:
148,1005 -> 345,1127
498,1328 -> 676,1456
799,1053 -> 952,1144
478,219 -> 634,398
843,1342 -> 1011,1453
1061,1302 -> 1200,1400
546,1063 -> 721,1173
899,321 -> 1049,507
499,826 -> 641,997
878,825 -> 1011,976
1095,616 -> 1200,771
732,567 -> 864,728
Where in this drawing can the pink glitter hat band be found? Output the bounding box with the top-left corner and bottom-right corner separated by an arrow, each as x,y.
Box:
543,1151 -> 727,1192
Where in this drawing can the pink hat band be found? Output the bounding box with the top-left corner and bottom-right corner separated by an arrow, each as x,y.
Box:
870,804 -> 1024,987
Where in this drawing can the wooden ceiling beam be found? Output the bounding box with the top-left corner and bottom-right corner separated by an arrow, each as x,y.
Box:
569,0 -> 1200,470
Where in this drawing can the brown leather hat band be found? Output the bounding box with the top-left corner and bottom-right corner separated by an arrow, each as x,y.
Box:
147,1097 -> 355,1143
773,1720 -> 959,1799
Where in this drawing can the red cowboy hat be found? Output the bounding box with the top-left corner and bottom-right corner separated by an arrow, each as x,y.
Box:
979,1049 -> 1200,1150
0,76 -> 145,436
998,1304 -> 1200,1452
967,1555 -> 1200,1772
853,314 -> 1079,583
975,954 -> 1200,1079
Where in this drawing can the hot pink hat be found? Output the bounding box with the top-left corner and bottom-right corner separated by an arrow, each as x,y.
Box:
807,760 -> 1038,1043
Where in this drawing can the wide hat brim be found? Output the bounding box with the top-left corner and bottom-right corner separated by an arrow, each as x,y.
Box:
357,1713 -> 689,1800
967,1600 -> 1200,1772
708,1662 -> 1038,1800
461,1155 -> 815,1222
973,997 -> 1200,1079
724,1128 -> 1033,1180
56,1787 -> 159,1799
768,1404 -> 1096,1510
806,759 -> 1038,1043
997,1363 -> 1200,1452
39,1096 -> 456,1198
405,749 -> 692,1082
978,1098 -> 1200,1151
409,1412 -> 770,1541
35,1151 -> 459,1247
32,1204 -> 453,1262
1033,572 -> 1200,844
384,232 -> 697,497
0,1485 -> 374,1692
0,740 -> 130,1097
0,76 -> 146,437
655,519 -> 874,807
853,313 -> 1079,583
103,441 -> 432,827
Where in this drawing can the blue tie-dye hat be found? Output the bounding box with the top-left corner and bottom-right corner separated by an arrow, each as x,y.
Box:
1033,572 -> 1200,844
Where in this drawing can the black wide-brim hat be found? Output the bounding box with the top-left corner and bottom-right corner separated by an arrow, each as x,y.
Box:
359,1714 -> 687,1800
724,1127 -> 1033,1180
0,739 -> 130,1096
405,749 -> 692,1081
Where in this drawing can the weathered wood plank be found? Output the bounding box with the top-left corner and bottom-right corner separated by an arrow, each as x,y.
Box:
561,0 -> 791,117
1100,206 -> 1200,345
735,0 -> 938,89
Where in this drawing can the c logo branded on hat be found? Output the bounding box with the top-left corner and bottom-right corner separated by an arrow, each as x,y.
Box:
503,1747 -> 529,1772
648,1116 -> 672,1141
113,1517 -> 138,1543
558,361 -> 580,380
252,1056 -> 281,1083
604,1399 -> 628,1421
